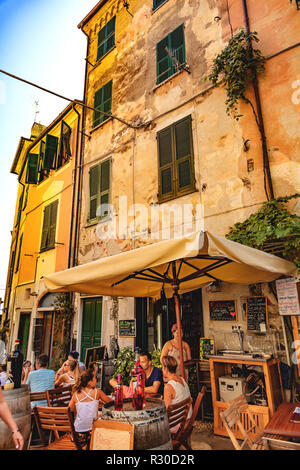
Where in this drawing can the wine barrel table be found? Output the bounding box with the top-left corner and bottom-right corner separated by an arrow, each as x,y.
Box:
0,385 -> 31,450
101,398 -> 172,450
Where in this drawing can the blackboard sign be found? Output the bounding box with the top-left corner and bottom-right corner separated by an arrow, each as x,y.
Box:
200,338 -> 214,360
209,300 -> 237,321
246,296 -> 268,331
119,320 -> 136,337
85,345 -> 106,368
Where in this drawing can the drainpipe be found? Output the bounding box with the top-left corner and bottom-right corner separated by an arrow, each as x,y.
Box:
241,0 -> 274,201
73,29 -> 90,268
68,104 -> 81,269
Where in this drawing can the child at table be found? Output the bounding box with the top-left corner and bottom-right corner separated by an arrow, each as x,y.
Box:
69,366 -> 111,449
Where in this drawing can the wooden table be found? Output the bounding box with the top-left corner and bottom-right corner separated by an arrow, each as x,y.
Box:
264,402 -> 300,438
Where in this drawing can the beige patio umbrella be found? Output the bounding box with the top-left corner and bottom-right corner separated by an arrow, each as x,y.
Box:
43,231 -> 297,378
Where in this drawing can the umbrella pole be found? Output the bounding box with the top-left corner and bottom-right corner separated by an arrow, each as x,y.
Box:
173,288 -> 185,380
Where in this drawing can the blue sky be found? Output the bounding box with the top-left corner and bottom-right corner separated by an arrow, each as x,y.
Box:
0,0 -> 96,300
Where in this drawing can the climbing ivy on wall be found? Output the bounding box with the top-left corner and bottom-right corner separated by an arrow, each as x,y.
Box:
226,194 -> 300,270
204,29 -> 266,122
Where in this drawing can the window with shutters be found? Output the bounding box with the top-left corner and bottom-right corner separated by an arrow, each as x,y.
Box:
97,16 -> 116,62
156,25 -> 186,85
15,234 -> 23,273
57,121 -> 72,169
16,187 -> 24,226
93,81 -> 112,128
153,0 -> 168,10
157,115 -> 195,202
8,249 -> 16,286
38,141 -> 49,184
25,154 -> 39,185
40,200 -> 58,252
43,134 -> 58,171
89,159 -> 111,222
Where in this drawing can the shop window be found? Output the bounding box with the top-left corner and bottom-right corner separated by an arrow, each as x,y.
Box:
157,115 -> 195,202
97,16 -> 116,62
89,158 -> 111,222
156,24 -> 186,84
40,200 -> 58,252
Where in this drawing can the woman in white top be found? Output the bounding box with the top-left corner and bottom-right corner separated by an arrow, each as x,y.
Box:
162,355 -> 192,433
69,366 -> 110,449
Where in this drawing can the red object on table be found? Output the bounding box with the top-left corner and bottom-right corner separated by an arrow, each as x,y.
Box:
264,402 -> 300,438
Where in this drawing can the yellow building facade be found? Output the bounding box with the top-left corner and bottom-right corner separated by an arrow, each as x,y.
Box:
4,103 -> 82,362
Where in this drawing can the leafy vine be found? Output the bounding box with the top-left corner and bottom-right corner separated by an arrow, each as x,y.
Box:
204,29 -> 266,122
226,194 -> 300,270
50,293 -> 75,371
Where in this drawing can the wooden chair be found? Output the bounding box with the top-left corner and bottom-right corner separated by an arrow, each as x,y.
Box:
220,395 -> 264,450
263,433 -> 300,450
34,406 -> 83,450
167,396 -> 192,449
173,386 -> 206,450
27,391 -> 48,450
46,385 -> 73,407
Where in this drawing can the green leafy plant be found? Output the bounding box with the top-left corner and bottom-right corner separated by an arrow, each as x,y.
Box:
226,194 -> 300,270
204,29 -> 266,121
112,346 -> 135,385
151,347 -> 162,369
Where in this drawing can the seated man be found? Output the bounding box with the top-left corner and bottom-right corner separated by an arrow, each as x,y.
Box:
23,354 -> 55,407
110,351 -> 164,397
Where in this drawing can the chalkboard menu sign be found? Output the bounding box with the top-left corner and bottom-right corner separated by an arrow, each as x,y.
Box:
200,338 -> 214,360
119,319 -> 136,337
209,300 -> 237,321
246,296 -> 268,331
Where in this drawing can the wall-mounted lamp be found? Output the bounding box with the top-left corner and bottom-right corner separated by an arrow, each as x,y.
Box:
29,292 -> 38,297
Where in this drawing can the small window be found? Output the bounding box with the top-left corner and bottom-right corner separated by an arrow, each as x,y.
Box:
157,116 -> 195,202
43,134 -> 58,170
97,17 -> 116,62
57,121 -> 72,169
153,0 -> 167,10
38,141 -> 49,184
156,24 -> 186,84
25,154 -> 39,185
40,200 -> 58,252
89,159 -> 111,222
93,81 -> 112,128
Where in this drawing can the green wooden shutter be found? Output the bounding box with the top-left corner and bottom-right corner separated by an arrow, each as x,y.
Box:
38,141 -> 47,183
40,201 -> 58,251
8,249 -> 16,285
25,154 -> 39,184
43,134 -> 58,170
153,0 -> 166,9
89,165 -> 99,221
156,25 -> 185,84
93,81 -> 112,128
158,127 -> 174,198
15,234 -> 23,272
62,121 -> 71,156
174,116 -> 194,192
97,17 -> 115,61
16,187 -> 24,225
99,159 -> 110,218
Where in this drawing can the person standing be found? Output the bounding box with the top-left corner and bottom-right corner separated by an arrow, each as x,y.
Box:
0,388 -> 24,450
160,324 -> 192,380
23,354 -> 55,407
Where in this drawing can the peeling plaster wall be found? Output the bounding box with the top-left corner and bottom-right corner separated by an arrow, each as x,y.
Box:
76,0 -> 300,356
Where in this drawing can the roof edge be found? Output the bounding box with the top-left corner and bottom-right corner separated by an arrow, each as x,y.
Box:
77,0 -> 109,30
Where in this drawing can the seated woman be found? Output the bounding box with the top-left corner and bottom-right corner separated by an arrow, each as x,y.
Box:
55,358 -> 80,388
161,355 -> 192,433
69,367 -> 111,449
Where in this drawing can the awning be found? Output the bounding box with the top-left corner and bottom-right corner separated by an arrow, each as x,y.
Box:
43,231 -> 297,299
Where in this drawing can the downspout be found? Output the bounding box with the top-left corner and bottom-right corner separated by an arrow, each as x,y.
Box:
68,104 -> 81,269
241,0 -> 274,201
73,28 -> 90,268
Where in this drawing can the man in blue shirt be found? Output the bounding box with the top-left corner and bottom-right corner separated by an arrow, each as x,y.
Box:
24,354 -> 55,407
140,352 -> 164,396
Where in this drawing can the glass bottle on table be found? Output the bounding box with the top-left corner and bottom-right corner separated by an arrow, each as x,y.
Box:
131,348 -> 145,405
132,374 -> 144,411
114,374 -> 123,411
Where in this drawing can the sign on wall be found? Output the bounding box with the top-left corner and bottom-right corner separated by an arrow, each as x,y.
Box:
209,300 -> 237,322
246,296 -> 268,331
276,277 -> 300,316
119,319 -> 136,337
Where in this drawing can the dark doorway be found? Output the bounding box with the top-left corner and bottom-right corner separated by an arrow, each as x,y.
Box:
80,298 -> 102,364
135,298 -> 148,352
154,289 -> 204,359
18,313 -> 31,358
